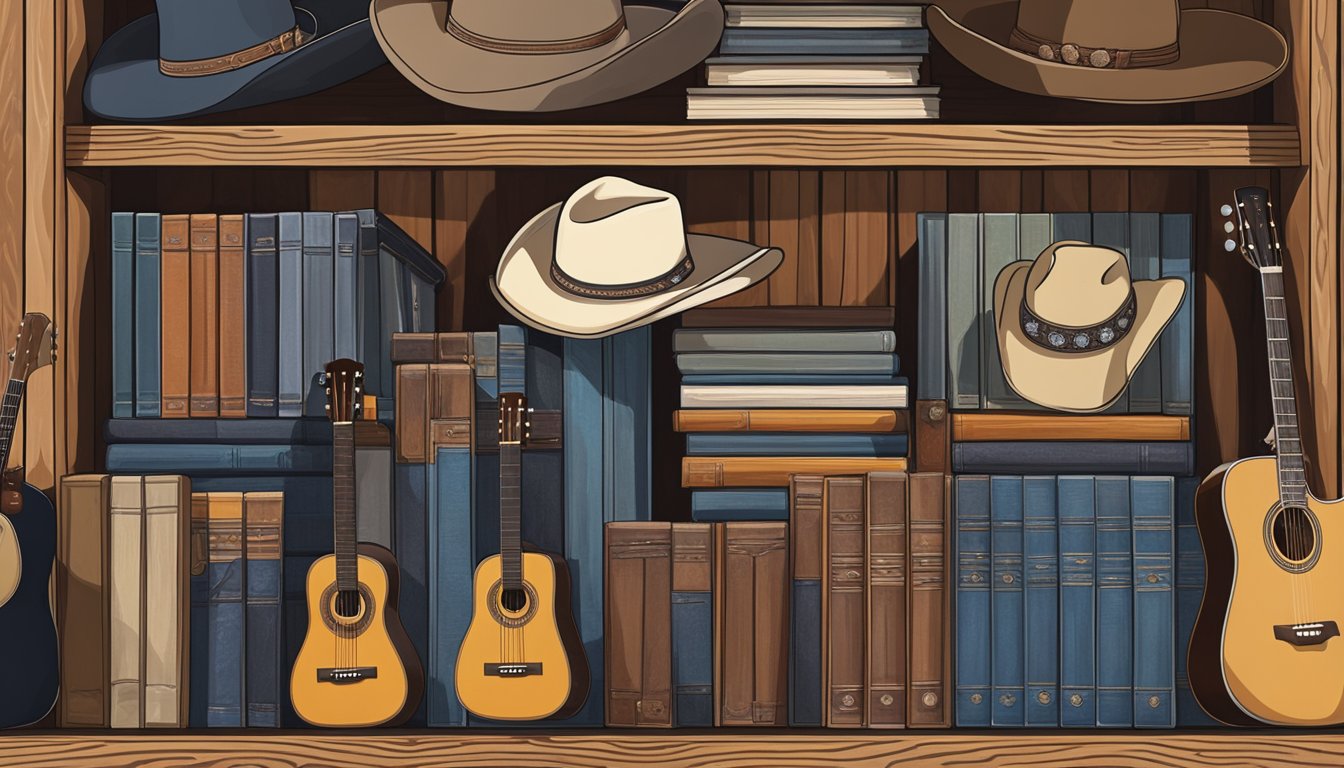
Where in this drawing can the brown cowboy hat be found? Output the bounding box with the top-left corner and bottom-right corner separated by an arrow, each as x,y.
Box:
927,0 -> 1287,103
371,0 -> 724,112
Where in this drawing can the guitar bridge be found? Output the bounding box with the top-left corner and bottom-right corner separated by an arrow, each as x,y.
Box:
485,663 -> 542,677
317,666 -> 379,684
1273,621 -> 1340,647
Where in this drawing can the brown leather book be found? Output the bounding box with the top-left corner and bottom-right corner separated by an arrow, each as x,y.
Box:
907,472 -> 950,727
680,306 -> 895,328
394,358 -> 473,464
683,457 -> 907,488
914,400 -> 949,474
160,215 -> 191,418
866,471 -> 907,728
142,475 -> 191,728
217,215 -> 247,418
822,477 -> 865,727
714,521 -> 789,726
604,522 -> 672,727
790,475 -> 824,725
671,523 -> 714,723
951,413 -> 1192,442
56,474 -> 111,727
673,409 -> 906,434
189,214 -> 219,417
389,332 -> 474,364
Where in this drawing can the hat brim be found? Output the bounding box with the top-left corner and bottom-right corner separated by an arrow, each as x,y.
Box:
993,260 -> 1187,412
370,0 -> 724,111
490,201 -> 783,338
927,1 -> 1287,103
84,0 -> 386,121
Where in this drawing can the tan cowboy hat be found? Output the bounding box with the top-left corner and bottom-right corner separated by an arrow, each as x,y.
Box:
994,241 -> 1186,413
490,176 -> 783,338
371,0 -> 724,112
927,0 -> 1287,103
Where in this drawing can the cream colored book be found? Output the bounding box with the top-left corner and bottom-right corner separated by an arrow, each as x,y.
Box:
143,475 -> 191,728
108,476 -> 144,728
704,56 -> 921,87
680,384 -> 908,409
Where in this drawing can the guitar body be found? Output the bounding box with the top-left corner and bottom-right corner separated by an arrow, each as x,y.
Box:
0,483 -> 59,728
290,543 -> 423,727
1191,456 -> 1344,726
455,550 -> 589,721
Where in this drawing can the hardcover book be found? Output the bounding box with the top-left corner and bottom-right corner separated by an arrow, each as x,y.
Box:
245,214 -> 278,418
685,433 -> 907,457
105,444 -> 333,475
990,476 -> 1024,727
676,352 -> 899,376
692,489 -> 790,522
143,476 -> 190,728
1095,476 -> 1133,727
867,471 -> 907,728
1127,213 -> 1163,412
674,409 -> 905,433
823,476 -> 865,728
1091,213 -> 1131,414
160,215 -> 191,419
334,212 -> 359,362
218,215 -> 247,418
1058,475 -> 1097,727
917,213 -> 947,402
1160,214 -> 1195,416
947,213 -> 979,410
57,474 -> 111,727
1023,476 -> 1059,727
189,494 -> 208,726
244,492 -> 283,728
954,475 -> 990,727
674,329 -> 897,354
112,213 -> 134,418
189,214 -> 219,417
109,476 -> 144,728
134,213 -> 161,418
302,212 -> 334,418
913,400 -> 949,475
605,522 -> 672,727
981,213 -> 1030,411
716,27 -> 931,55
206,492 -> 245,727
951,414 -> 1191,442
683,457 -> 908,488
672,523 -> 715,727
951,442 -> 1194,475
907,472 -> 949,728
789,476 -> 824,727
1132,476 -> 1175,728
704,56 -> 922,87
715,521 -> 789,726
276,212 -> 304,419
680,383 -> 908,409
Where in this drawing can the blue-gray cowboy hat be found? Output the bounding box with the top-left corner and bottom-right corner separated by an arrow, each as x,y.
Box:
84,0 -> 386,121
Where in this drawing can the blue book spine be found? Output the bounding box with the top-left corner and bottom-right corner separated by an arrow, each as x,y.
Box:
917,213 -> 948,400
189,518 -> 209,726
378,236 -> 405,402
947,213 -> 980,410
951,442 -> 1194,475
1132,476 -> 1175,728
334,213 -> 358,362
302,212 -> 334,418
1090,213 -> 1131,414
112,213 -> 135,418
1023,475 -> 1058,727
605,328 -> 652,522
105,417 -> 334,445
1095,476 -> 1133,727
790,579 -> 822,727
134,213 -> 161,418
523,330 -> 565,558
277,213 -> 304,418
672,588 -> 714,727
395,462 -> 431,727
1058,476 -> 1096,727
429,447 -> 472,727
955,475 -> 991,726
105,444 -> 332,475
685,433 -> 907,457
1160,214 -> 1194,416
281,554 -> 317,727
206,553 -> 244,726
679,373 -> 904,386
498,325 -> 526,393
245,214 -> 277,418
474,332 -> 500,566
691,489 -> 789,521
245,539 -> 281,727
1127,213 -> 1163,413
718,27 -> 929,55
355,210 -> 385,400
1174,477 -> 1214,725
563,337 -> 605,726
1052,212 -> 1093,243
990,476 -> 1025,727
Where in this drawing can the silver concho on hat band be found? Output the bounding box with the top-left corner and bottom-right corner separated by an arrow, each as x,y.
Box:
1019,290 -> 1137,353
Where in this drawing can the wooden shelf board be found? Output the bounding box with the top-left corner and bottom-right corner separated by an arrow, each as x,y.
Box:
65,124 -> 1301,168
4,730 -> 1343,768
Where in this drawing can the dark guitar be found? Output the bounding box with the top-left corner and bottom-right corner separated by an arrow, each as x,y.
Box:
0,313 -> 59,728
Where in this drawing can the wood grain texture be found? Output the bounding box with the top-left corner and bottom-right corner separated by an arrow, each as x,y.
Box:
0,0 -> 22,469
378,170 -> 434,252
435,171 -> 468,330
1308,0 -> 1340,498
63,124 -> 1302,167
64,173 -> 104,474
952,414 -> 1191,442
309,169 -> 374,211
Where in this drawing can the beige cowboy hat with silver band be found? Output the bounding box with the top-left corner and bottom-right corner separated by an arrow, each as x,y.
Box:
371,0 -> 725,112
491,176 -> 783,339
994,241 -> 1187,413
927,0 -> 1288,103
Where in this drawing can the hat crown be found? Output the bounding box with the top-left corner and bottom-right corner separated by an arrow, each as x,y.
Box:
1024,244 -> 1133,328
155,0 -> 296,61
1015,0 -> 1179,50
449,0 -> 625,46
554,177 -> 689,287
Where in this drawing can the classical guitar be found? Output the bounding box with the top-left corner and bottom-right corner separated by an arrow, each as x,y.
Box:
0,313 -> 58,728
290,358 -> 423,727
455,392 -> 589,720
1189,187 -> 1344,726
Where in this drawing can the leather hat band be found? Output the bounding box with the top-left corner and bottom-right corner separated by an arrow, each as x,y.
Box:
447,14 -> 626,55
159,25 -> 311,77
1008,27 -> 1180,70
550,254 -> 695,300
1020,290 -> 1137,354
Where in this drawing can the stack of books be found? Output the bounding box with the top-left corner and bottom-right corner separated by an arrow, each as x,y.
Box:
687,4 -> 938,120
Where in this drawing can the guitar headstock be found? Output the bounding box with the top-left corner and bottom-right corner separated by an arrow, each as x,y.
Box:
322,359 -> 364,424
498,392 -> 530,446
7,313 -> 56,383
1227,186 -> 1283,271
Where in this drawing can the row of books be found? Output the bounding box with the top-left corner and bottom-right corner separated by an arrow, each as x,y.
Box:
110,210 -> 445,420
688,4 -> 939,120
605,470 -> 949,728
954,474 -> 1214,728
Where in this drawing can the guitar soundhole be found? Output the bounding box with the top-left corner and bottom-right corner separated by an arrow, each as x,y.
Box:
501,588 -> 528,613
334,589 -> 362,619
1266,505 -> 1321,572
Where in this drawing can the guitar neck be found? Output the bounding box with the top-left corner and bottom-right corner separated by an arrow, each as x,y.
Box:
0,380 -> 24,471
500,442 -> 522,590
1259,268 -> 1308,506
333,422 -> 357,591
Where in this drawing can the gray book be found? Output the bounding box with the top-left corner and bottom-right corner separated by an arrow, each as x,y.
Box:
334,213 -> 359,363
674,329 -> 896,353
676,352 -> 897,375
1052,212 -> 1092,244
951,441 -> 1194,475
356,438 -> 394,551
355,210 -> 386,401
1092,213 -> 1131,413
1127,214 -> 1163,412
1160,215 -> 1194,416
302,212 -> 334,418
917,213 -> 947,400
981,213 -> 1032,410
277,213 -> 304,418
947,213 -> 980,410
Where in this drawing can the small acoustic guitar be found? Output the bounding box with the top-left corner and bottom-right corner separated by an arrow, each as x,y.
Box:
455,391 -> 589,721
290,358 -> 423,727
1189,186 -> 1344,726
0,313 -> 58,729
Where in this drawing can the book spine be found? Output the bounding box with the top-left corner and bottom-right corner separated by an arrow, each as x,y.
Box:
1128,213 -> 1163,412
112,214 -> 135,418
683,457 -> 908,488
1058,475 -> 1096,727
473,332 -> 500,573
159,215 -> 191,419
990,476 -> 1024,727
1095,476 -> 1133,727
105,444 -> 332,475
333,213 -> 359,363
674,329 -> 898,354
606,328 -> 652,522
952,414 -> 1191,442
109,477 -> 144,728
1052,212 -> 1092,243
245,214 -> 278,418
908,472 -> 949,728
523,330 -> 565,557
685,433 -> 907,457
824,476 -> 865,727
1091,213 -> 1132,413
692,489 -> 790,522
866,471 -> 907,728
680,384 -> 907,409
57,474 -> 111,727
680,373 -> 904,386
189,214 -> 219,417
716,522 -> 789,726
244,492 -> 283,728
789,476 -> 824,727
1174,477 -> 1213,725
355,210 -> 384,402
355,435 -> 395,551
954,475 -> 990,727
717,28 -> 930,55
982,213 -> 1027,411
429,445 -> 472,727
134,214 -> 161,418
604,522 -> 672,727
218,216 -> 247,418
1160,215 -> 1194,416
143,476 -> 189,727
671,523 -> 714,728
676,352 -> 898,376
917,213 -> 947,401
302,212 -> 334,419
393,456 -> 431,727
378,224 -> 406,403
950,442 -> 1194,475
564,337 -> 605,725
674,409 -> 904,433
189,494 -> 208,726
1023,475 -> 1059,727
914,400 -> 949,474
206,492 -> 245,727
276,213 -> 304,419
1132,476 -> 1175,728
947,213 -> 979,410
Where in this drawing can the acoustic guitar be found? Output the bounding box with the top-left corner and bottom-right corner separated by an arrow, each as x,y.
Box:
0,313 -> 59,729
455,391 -> 589,721
290,358 -> 423,727
1189,186 -> 1344,726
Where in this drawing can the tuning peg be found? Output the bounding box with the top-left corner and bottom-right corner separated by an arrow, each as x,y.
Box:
355,370 -> 364,380
1220,204 -> 1233,217
1224,239 -> 1237,252
52,325 -> 58,340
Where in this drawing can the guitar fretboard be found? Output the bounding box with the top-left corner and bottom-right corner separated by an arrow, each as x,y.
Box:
1260,269 -> 1308,507
500,442 -> 522,590
0,380 -> 25,471
333,423 -> 358,591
